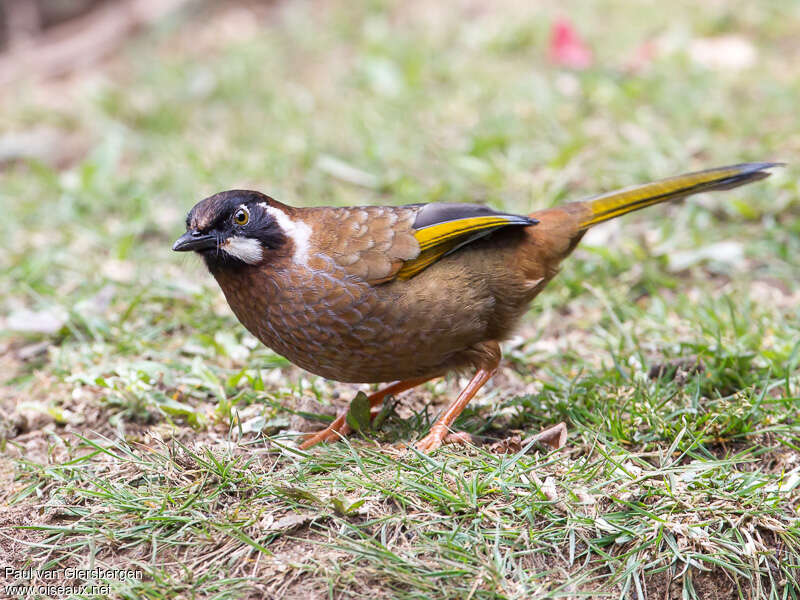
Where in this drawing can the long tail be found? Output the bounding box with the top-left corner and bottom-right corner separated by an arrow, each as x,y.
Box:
577,162 -> 780,229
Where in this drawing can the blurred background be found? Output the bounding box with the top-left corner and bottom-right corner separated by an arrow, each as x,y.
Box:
1,0 -> 798,438
2,2 -> 799,596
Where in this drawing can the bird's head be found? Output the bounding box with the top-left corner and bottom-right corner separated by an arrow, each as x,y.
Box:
172,190 -> 290,271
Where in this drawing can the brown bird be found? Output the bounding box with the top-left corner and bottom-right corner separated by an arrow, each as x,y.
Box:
173,162 -> 777,452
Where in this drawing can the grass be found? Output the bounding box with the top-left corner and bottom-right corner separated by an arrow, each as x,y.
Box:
2,0 -> 799,598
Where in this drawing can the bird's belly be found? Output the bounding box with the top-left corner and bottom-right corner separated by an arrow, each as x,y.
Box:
222,268 -> 463,383
261,333 -> 449,383
251,308 -> 455,383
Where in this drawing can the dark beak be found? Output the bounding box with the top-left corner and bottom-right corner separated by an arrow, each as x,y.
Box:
172,230 -> 218,252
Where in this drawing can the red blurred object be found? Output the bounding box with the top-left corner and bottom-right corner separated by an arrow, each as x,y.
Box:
548,17 -> 593,69
625,40 -> 657,73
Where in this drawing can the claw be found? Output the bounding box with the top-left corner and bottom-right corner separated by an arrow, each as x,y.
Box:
299,412 -> 350,450
414,432 -> 443,453
299,377 -> 433,450
415,428 -> 474,453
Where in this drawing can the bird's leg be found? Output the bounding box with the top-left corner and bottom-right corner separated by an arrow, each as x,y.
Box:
414,367 -> 496,452
416,344 -> 501,453
299,376 -> 433,450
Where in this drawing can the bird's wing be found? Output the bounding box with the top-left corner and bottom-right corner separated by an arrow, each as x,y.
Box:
395,203 -> 537,281
313,206 -> 420,285
315,203 -> 535,285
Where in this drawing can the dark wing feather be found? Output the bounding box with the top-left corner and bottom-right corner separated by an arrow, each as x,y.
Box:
395,203 -> 536,280
312,203 -> 536,284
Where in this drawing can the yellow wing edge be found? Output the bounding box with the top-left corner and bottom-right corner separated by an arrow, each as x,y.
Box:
396,214 -> 533,280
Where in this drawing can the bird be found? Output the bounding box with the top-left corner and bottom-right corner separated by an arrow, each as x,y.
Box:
173,162 -> 778,452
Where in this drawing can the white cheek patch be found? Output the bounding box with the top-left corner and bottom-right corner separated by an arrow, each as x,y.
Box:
262,204 -> 312,266
222,236 -> 264,264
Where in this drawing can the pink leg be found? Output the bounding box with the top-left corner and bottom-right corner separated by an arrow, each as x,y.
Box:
299,377 -> 433,450
415,354 -> 500,453
415,341 -> 568,453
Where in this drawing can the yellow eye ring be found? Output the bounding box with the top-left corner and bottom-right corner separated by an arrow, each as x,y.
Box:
233,207 -> 249,226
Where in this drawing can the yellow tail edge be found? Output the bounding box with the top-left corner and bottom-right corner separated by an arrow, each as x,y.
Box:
579,162 -> 781,229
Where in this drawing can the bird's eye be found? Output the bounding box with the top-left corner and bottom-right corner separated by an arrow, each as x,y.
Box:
233,207 -> 249,226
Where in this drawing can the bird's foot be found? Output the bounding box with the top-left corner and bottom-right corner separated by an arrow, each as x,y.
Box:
299,412 -> 351,450
415,428 -> 474,453
299,377 -> 434,451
